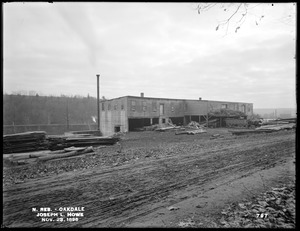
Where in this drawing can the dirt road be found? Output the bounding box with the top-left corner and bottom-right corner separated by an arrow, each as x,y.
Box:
2,129 -> 295,227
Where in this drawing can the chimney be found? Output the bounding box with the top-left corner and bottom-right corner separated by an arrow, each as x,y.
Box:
199,97 -> 202,100
141,92 -> 144,98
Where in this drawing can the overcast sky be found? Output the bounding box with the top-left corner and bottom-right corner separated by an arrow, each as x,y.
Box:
3,2 -> 296,108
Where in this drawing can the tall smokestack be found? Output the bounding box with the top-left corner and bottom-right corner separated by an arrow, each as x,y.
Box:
141,92 -> 144,98
96,74 -> 100,131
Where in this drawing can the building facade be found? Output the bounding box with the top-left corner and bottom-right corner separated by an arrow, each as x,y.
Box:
100,94 -> 253,136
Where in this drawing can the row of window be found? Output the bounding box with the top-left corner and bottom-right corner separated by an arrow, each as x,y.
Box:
102,101 -> 251,113
102,103 -> 124,111
221,104 -> 252,112
102,101 -> 175,112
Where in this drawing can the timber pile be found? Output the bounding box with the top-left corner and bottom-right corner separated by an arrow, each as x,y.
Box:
3,146 -> 94,166
229,129 -> 276,135
47,135 -> 120,151
64,130 -> 102,136
155,119 -> 182,132
175,121 -> 207,135
175,129 -> 207,135
255,123 -> 296,131
261,118 -> 296,126
186,121 -> 204,129
3,131 -> 48,154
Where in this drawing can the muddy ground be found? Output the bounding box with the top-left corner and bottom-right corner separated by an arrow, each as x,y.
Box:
2,128 -> 296,228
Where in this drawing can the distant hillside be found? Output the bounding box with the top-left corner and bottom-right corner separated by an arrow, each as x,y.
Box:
254,108 -> 296,119
3,94 -> 98,126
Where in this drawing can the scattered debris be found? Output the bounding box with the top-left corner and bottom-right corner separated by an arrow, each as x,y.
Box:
186,121 -> 204,129
219,184 -> 295,228
178,218 -> 196,227
210,134 -> 224,139
167,206 -> 180,211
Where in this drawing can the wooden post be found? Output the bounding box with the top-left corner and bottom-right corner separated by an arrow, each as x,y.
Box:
96,74 -> 100,131
206,101 -> 209,128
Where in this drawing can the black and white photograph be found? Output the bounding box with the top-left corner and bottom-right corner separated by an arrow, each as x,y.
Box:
3,2 -> 296,228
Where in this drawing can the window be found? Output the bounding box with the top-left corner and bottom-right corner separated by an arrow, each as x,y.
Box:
241,105 -> 246,113
152,102 -> 157,112
102,103 -> 105,111
114,104 -> 117,110
121,104 -> 124,110
108,103 -> 111,110
114,126 -> 121,132
131,101 -> 136,111
171,103 -> 174,112
221,104 -> 227,109
159,104 -> 164,115
143,101 -> 147,111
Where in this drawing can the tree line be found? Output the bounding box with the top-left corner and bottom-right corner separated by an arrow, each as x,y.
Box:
3,94 -> 98,126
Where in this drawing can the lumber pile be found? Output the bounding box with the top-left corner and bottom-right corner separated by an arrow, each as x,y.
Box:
255,123 -> 296,131
175,129 -> 207,135
186,121 -> 204,129
3,146 -> 94,166
47,135 -> 120,151
64,130 -> 102,137
175,121 -> 207,135
36,146 -> 94,162
261,118 -> 296,126
155,119 -> 182,132
3,131 -> 48,154
229,129 -> 277,135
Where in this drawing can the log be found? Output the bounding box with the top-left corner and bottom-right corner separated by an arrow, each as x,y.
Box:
175,129 -> 207,135
36,146 -> 94,162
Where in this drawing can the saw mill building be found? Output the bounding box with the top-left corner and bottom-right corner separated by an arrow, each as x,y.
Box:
99,93 -> 253,136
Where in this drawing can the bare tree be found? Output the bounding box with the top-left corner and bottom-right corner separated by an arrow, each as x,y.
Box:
196,3 -> 296,35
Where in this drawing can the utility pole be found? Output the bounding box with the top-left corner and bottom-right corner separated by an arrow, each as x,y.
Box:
96,74 -> 100,131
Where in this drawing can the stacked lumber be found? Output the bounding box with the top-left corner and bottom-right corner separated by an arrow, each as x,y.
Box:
36,146 -> 94,162
186,121 -> 204,129
155,125 -> 182,132
155,119 -> 182,132
47,135 -> 120,151
255,123 -> 296,131
175,121 -> 207,135
175,129 -> 207,135
64,130 -> 102,136
229,129 -> 276,135
276,118 -> 296,123
3,146 -> 94,166
3,131 -> 48,154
